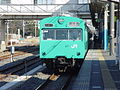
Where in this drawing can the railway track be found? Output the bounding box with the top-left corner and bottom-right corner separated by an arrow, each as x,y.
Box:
0,46 -> 39,61
11,68 -> 79,90
37,70 -> 77,90
0,59 -> 82,90
0,56 -> 42,86
35,73 -> 60,90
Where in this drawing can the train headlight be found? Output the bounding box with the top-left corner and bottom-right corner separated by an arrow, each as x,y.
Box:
42,52 -> 46,56
77,52 -> 80,56
58,18 -> 64,24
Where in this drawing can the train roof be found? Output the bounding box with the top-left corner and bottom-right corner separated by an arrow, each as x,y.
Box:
39,16 -> 85,29
40,16 -> 84,23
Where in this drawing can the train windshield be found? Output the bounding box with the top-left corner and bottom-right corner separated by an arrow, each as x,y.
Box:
42,29 -> 82,40
69,30 -> 81,40
56,30 -> 68,40
42,30 -> 54,40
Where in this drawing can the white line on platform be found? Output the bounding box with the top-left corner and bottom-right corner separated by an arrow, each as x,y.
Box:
0,65 -> 45,90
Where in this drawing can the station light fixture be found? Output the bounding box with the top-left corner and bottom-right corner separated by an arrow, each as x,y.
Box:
100,0 -> 108,2
108,0 -> 119,3
100,0 -> 119,2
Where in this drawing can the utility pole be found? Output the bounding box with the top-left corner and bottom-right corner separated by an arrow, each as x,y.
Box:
6,20 -> 9,45
104,4 -> 108,50
22,20 -> 25,38
110,2 -> 115,56
118,1 -> 120,20
34,20 -> 37,37
18,29 -> 20,39
117,0 -> 120,70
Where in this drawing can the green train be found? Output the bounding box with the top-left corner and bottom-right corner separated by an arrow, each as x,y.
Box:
39,16 -> 89,70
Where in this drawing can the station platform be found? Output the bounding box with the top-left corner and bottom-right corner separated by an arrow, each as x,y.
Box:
68,49 -> 120,90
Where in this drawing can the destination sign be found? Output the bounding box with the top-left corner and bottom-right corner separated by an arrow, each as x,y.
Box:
45,24 -> 53,27
69,22 -> 80,27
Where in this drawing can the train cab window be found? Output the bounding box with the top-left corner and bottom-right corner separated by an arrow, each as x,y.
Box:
56,30 -> 68,40
43,30 -> 54,40
42,29 -> 82,40
69,29 -> 82,40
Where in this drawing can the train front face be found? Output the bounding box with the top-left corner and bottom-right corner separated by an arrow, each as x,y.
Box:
39,16 -> 88,68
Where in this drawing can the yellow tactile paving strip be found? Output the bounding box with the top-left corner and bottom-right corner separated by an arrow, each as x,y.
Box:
98,50 -> 117,90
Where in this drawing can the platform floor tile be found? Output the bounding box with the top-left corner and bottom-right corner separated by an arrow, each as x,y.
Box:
68,60 -> 92,90
90,60 -> 104,90
67,50 -> 119,90
99,50 -> 117,90
105,60 -> 120,89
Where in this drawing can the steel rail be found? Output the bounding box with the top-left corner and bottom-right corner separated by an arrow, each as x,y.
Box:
35,74 -> 59,90
0,56 -> 41,80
